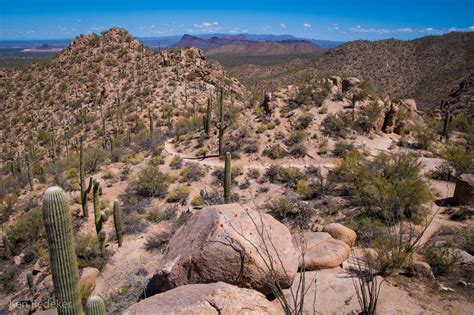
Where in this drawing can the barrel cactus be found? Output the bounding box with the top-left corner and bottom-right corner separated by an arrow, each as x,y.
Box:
85,295 -> 106,315
113,199 -> 123,247
43,186 -> 82,315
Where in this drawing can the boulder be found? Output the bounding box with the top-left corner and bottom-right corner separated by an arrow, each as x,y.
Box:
295,232 -> 350,270
453,174 -> 474,205
145,204 -> 298,296
342,77 -> 361,92
125,282 -> 282,315
322,223 -> 357,246
329,76 -> 342,91
408,261 -> 434,279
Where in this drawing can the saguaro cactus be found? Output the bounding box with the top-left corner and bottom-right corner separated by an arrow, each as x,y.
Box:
148,106 -> 154,140
85,295 -> 106,315
27,272 -> 35,296
442,100 -> 451,141
43,186 -> 82,315
27,152 -> 33,191
80,135 -> 93,218
93,181 -> 107,235
224,152 -> 231,203
113,199 -> 123,247
217,87 -> 229,157
204,96 -> 212,135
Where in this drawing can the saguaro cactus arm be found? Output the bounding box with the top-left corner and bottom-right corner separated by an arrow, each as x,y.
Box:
224,152 -> 231,203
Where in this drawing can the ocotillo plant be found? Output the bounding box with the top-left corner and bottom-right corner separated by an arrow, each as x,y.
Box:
27,272 -> 35,296
113,199 -> 123,247
224,152 -> 231,203
217,87 -> 229,157
80,135 -> 93,218
92,180 -> 107,235
43,186 -> 83,315
85,295 -> 106,315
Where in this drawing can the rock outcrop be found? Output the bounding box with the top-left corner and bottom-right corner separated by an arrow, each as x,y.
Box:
295,232 -> 350,270
125,282 -> 282,315
453,174 -> 474,205
145,204 -> 298,296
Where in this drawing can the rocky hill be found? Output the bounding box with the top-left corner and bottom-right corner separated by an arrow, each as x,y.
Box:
0,27 -> 246,160
206,40 -> 325,56
169,34 -> 253,51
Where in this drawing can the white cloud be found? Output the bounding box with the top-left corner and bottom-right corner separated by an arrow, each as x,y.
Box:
280,23 -> 287,29
350,25 -> 474,34
229,27 -> 248,34
303,23 -> 311,28
193,21 -> 219,32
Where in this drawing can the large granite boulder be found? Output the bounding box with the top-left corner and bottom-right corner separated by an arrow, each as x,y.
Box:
295,232 -> 350,270
322,223 -> 357,246
145,204 -> 298,296
125,282 -> 282,315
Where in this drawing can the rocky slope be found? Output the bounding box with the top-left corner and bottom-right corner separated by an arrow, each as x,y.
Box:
169,34 -> 253,51
206,40 -> 325,56
0,27 -> 246,161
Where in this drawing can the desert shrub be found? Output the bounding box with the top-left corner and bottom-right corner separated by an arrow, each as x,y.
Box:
412,123 -> 435,150
449,206 -> 473,221
243,140 -> 259,154
424,247 -> 462,276
263,144 -> 287,159
6,206 -> 45,255
285,130 -> 306,146
144,231 -> 172,253
323,112 -> 353,138
198,189 -> 239,205
212,165 -> 243,183
75,234 -> 108,270
256,124 -> 268,134
428,162 -> 455,181
318,138 -> 329,155
265,194 -> 313,228
333,140 -> 355,157
136,165 -> 170,197
457,227 -> 474,255
180,163 -> 207,183
295,179 -> 314,200
332,151 -> 432,223
123,212 -> 148,234
84,146 -> 107,172
146,208 -> 166,223
294,82 -> 329,106
107,269 -> 148,315
295,113 -> 313,129
191,195 -> 204,206
102,168 -> 116,180
264,165 -> 304,188
289,143 -> 308,157
357,102 -> 383,133
0,265 -> 19,294
167,186 -> 190,205
442,144 -> 474,176
247,168 -> 260,179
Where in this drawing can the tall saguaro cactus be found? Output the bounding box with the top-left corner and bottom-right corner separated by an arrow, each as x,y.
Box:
113,199 -> 123,247
79,135 -> 93,218
203,96 -> 212,135
93,180 -> 106,235
224,152 -> 231,203
442,100 -> 451,141
217,87 -> 229,157
148,106 -> 154,140
85,295 -> 106,315
43,186 -> 82,315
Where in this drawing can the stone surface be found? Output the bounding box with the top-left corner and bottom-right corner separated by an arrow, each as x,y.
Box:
453,174 -> 474,205
295,232 -> 350,270
322,223 -> 357,246
342,77 -> 361,92
79,267 -> 100,296
125,282 -> 283,315
145,204 -> 298,296
408,261 -> 435,279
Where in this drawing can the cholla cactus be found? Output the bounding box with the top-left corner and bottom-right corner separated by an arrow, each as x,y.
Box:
43,186 -> 82,315
85,295 -> 106,315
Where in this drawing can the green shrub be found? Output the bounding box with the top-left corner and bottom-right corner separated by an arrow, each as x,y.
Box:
265,195 -> 313,228
332,152 -> 432,222
295,179 -> 314,200
323,112 -> 353,138
191,195 -> 204,206
169,156 -> 183,170
296,113 -> 314,129
85,147 -> 107,172
289,143 -> 308,157
333,140 -> 355,157
424,247 -> 462,276
264,165 -> 304,188
357,102 -> 383,133
285,130 -> 306,146
442,144 -> 474,176
75,234 -> 108,270
146,208 -> 166,223
247,168 -> 261,179
167,186 -> 190,205
180,163 -> 207,183
263,144 -> 287,159
136,165 -> 170,197
412,124 -> 435,150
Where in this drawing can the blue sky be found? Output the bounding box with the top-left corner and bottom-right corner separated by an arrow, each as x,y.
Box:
0,0 -> 473,40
